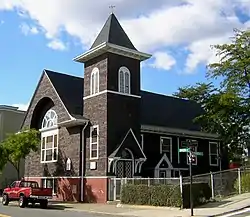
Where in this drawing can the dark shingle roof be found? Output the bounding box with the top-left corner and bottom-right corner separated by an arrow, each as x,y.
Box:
140,91 -> 203,131
90,13 -> 137,51
45,71 -> 203,130
45,70 -> 84,116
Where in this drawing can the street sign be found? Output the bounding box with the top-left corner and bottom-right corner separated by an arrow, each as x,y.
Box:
194,152 -> 203,156
179,148 -> 190,153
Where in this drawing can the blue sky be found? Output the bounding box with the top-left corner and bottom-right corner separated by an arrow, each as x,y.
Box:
0,0 -> 249,111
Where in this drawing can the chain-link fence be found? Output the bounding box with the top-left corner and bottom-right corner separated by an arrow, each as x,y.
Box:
108,168 -> 249,202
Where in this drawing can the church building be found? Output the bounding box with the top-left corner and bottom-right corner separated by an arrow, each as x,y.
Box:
22,13 -> 227,203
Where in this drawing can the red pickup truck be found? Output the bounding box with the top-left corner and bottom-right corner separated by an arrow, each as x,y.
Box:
1,180 -> 53,208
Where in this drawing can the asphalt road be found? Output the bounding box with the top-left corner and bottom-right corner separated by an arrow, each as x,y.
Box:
0,203 -> 119,217
222,208 -> 250,217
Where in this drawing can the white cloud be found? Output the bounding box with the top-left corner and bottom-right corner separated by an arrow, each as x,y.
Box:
0,0 -> 250,73
0,20 -> 4,25
11,103 -> 29,111
20,22 -> 38,35
150,51 -> 176,71
47,39 -> 67,51
185,35 -> 232,72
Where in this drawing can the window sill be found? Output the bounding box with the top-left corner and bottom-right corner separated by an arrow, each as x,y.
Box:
41,160 -> 58,164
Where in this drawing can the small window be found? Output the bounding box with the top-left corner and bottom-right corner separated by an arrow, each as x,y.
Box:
90,67 -> 99,95
209,142 -> 219,166
160,137 -> 172,162
118,66 -> 130,94
90,125 -> 99,159
41,178 -> 57,195
66,158 -> 71,171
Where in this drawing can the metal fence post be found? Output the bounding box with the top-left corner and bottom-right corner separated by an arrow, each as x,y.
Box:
210,172 -> 215,199
179,174 -> 183,195
238,168 -> 241,194
114,177 -> 117,201
147,177 -> 150,186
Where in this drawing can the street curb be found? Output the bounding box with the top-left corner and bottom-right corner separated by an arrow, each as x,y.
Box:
208,206 -> 250,217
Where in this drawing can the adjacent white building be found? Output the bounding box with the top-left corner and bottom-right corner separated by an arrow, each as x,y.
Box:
0,105 -> 25,190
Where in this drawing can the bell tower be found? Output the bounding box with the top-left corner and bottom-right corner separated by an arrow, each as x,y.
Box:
73,13 -> 151,178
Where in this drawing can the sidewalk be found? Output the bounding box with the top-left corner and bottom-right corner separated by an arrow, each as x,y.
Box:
52,193 -> 250,217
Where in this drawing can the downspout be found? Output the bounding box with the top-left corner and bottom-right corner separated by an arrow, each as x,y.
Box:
81,121 -> 88,202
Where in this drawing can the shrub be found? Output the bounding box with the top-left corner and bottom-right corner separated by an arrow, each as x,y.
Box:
121,184 -> 182,207
150,184 -> 182,207
234,172 -> 250,193
121,184 -> 150,205
121,182 -> 211,208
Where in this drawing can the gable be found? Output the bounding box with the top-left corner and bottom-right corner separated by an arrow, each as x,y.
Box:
109,128 -> 146,160
22,71 -> 73,129
45,70 -> 84,117
155,153 -> 173,169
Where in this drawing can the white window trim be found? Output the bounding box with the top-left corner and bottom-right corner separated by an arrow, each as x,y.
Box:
40,129 -> 59,163
90,125 -> 99,160
118,66 -> 131,94
90,67 -> 99,95
209,141 -> 219,166
186,142 -> 198,166
160,136 -> 172,162
140,134 -> 144,150
42,178 -> 57,195
177,137 -> 180,164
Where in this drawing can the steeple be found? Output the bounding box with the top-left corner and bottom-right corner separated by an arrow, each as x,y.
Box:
73,13 -> 151,63
90,13 -> 137,51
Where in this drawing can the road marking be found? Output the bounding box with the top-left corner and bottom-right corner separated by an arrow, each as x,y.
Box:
221,208 -> 250,217
0,214 -> 11,217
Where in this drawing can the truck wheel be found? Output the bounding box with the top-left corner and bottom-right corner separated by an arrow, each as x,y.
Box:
40,200 -> 48,209
2,194 -> 9,206
19,195 -> 27,208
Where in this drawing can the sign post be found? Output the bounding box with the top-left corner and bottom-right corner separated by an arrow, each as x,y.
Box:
179,139 -> 203,216
188,144 -> 194,217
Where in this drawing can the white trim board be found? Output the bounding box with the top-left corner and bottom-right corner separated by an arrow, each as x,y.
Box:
83,89 -> 141,100
73,42 -> 152,63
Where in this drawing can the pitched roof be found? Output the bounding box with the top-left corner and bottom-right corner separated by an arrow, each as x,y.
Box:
44,71 -> 203,130
90,13 -> 137,51
45,70 -> 84,117
140,91 -> 203,131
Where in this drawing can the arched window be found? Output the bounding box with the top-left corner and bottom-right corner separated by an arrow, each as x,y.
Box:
118,66 -> 130,94
40,109 -> 59,163
41,109 -> 58,129
90,67 -> 99,95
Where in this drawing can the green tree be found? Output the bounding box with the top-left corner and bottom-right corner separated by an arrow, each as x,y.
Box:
0,128 -> 40,179
174,29 -> 250,161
